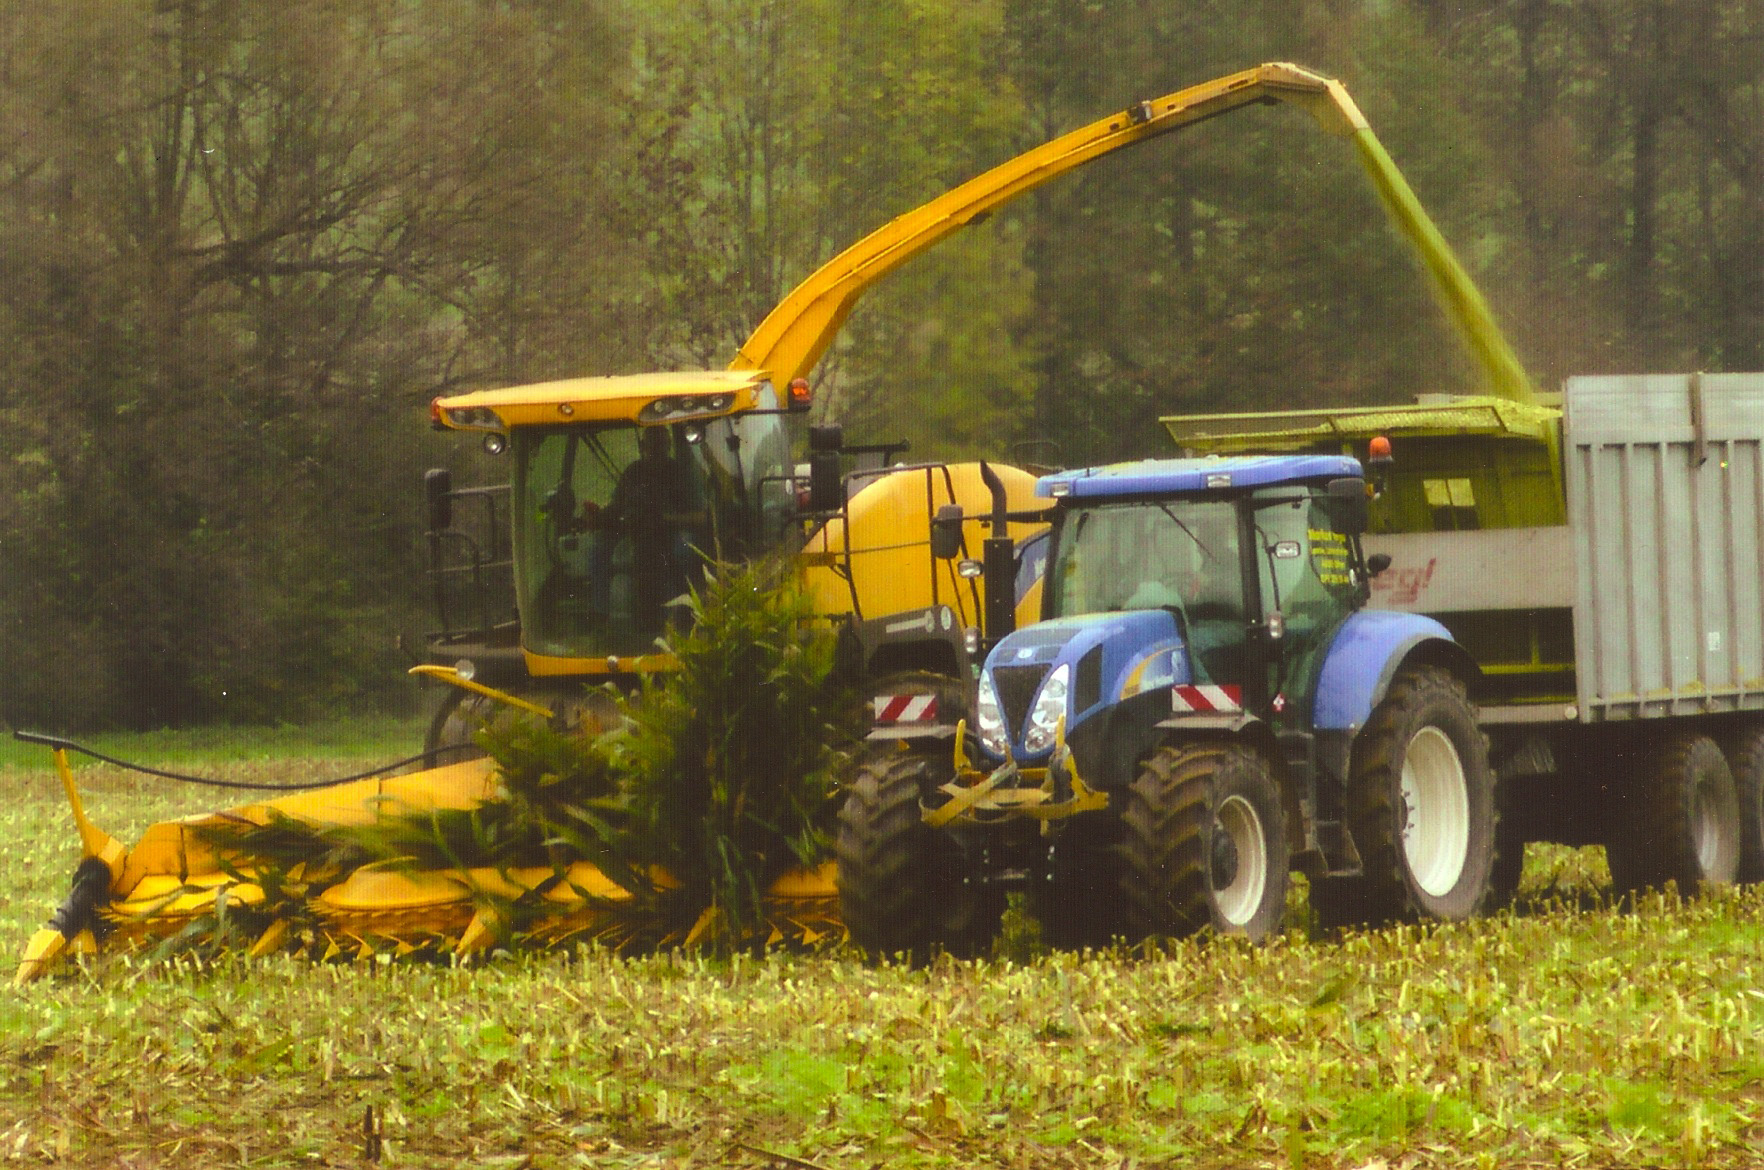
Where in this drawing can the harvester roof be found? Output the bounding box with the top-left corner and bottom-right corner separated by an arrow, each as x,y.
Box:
1038,454 -> 1362,499
433,369 -> 768,430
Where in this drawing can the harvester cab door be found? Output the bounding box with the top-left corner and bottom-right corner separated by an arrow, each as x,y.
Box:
1249,488 -> 1360,725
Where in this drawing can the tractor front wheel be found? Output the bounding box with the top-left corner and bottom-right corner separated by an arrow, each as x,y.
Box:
424,688 -> 494,764
836,746 -> 1002,962
1118,742 -> 1289,943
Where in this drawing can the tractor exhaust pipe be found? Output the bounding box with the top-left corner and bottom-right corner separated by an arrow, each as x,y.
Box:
979,461 -> 1015,643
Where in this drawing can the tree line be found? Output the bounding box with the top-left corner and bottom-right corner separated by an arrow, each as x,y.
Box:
1,0 -> 1758,730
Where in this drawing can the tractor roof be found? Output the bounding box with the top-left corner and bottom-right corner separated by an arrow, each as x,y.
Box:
1037,454 -> 1362,499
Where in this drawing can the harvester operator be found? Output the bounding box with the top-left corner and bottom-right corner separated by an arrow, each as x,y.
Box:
584,425 -> 707,629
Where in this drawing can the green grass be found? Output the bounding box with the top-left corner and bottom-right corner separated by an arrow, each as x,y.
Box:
3,731 -> 1763,1167
0,713 -> 428,770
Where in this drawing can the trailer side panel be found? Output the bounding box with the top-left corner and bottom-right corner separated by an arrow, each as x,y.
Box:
1564,373 -> 1764,720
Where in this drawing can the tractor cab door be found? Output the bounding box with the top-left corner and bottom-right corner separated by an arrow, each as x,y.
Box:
1249,488 -> 1361,723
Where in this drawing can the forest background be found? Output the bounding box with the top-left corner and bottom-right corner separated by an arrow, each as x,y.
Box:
0,0 -> 1758,732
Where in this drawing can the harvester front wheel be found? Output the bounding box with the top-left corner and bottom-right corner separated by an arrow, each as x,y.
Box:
1316,666 -> 1495,927
1606,731 -> 1740,896
836,746 -> 1001,962
1118,742 -> 1289,943
424,689 -> 494,764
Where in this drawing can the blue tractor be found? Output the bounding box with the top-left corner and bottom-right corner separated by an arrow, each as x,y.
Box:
835,454 -> 1497,955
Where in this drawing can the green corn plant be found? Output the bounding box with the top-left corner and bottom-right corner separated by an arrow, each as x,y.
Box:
611,556 -> 861,953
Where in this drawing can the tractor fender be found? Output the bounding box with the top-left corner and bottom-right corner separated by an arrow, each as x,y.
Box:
1312,611 -> 1478,731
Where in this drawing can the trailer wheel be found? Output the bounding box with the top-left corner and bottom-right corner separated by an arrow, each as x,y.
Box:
836,746 -> 1002,961
1118,742 -> 1289,943
1722,722 -> 1764,884
1606,732 -> 1740,896
1321,666 -> 1495,925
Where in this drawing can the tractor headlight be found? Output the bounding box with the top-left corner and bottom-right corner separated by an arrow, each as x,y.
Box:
1023,663 -> 1069,754
974,671 -> 1010,758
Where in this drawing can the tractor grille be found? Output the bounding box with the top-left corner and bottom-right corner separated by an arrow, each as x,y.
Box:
990,664 -> 1051,739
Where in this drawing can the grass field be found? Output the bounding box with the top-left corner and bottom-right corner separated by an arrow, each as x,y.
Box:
3,722 -> 1763,1168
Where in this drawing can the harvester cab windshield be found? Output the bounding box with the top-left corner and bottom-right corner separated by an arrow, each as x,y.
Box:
516,390 -> 794,660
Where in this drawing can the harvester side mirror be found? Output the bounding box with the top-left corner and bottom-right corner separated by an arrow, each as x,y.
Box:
931,505 -> 965,560
805,424 -> 845,513
1324,477 -> 1368,535
424,468 -> 453,532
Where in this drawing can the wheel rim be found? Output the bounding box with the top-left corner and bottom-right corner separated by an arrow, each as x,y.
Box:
1212,794 -> 1268,928
1691,765 -> 1741,882
1400,727 -> 1470,898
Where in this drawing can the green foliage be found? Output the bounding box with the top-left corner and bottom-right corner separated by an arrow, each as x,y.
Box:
613,556 -> 859,948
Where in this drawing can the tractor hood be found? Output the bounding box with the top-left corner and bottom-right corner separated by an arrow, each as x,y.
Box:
976,610 -> 1194,763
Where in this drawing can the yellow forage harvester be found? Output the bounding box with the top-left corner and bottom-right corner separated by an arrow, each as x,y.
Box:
18,562 -> 851,984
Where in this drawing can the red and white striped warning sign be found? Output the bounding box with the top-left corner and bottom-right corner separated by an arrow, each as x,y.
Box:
872,694 -> 939,723
1170,685 -> 1241,713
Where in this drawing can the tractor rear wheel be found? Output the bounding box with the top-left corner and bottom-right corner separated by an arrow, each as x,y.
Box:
1314,666 -> 1495,927
1606,732 -> 1740,896
1118,742 -> 1289,943
836,746 -> 1002,962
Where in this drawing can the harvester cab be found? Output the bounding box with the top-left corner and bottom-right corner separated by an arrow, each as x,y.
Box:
422,366 -> 1052,752
836,453 -> 1495,958
431,371 -> 801,668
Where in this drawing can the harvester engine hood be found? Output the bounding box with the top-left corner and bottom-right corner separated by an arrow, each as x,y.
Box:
974,611 -> 1193,765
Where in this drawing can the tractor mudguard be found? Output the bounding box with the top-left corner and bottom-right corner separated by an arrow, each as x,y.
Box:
1311,610 -> 1475,730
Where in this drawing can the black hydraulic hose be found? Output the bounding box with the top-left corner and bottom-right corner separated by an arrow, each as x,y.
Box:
48,856 -> 113,942
9,729 -> 480,792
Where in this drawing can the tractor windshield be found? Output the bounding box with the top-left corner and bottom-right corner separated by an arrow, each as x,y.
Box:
1048,500 -> 1243,618
1048,498 -> 1245,680
511,393 -> 794,660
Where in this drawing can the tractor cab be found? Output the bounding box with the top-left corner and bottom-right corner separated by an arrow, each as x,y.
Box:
975,454 -> 1369,780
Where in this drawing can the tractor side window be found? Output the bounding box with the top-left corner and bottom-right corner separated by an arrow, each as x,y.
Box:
1015,529 -> 1049,605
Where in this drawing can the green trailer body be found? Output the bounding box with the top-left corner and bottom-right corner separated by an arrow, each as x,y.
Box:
1164,374 -> 1764,897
